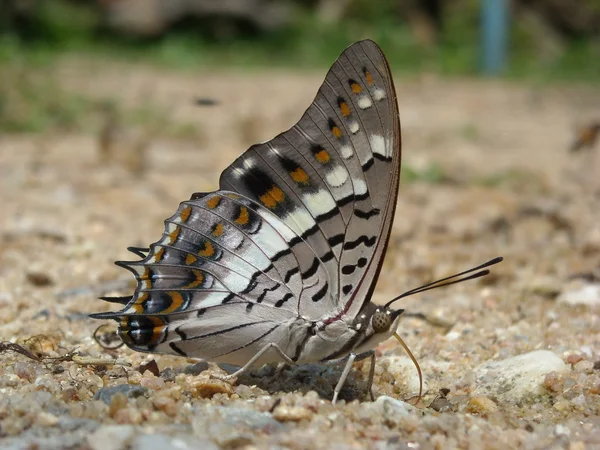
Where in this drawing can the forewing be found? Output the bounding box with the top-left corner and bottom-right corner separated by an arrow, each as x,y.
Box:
220,39 -> 401,320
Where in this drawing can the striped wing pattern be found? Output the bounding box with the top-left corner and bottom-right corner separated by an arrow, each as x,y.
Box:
92,40 -> 401,366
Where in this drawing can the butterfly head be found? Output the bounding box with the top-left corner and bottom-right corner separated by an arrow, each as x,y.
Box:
371,307 -> 404,334
352,304 -> 405,354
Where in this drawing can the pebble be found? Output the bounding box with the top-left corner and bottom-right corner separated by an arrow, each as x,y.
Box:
140,372 -> 166,390
362,395 -> 416,427
94,384 -> 148,405
557,283 -> 600,306
183,361 -> 209,375
272,405 -> 313,422
130,433 -> 218,450
26,271 -> 54,287
189,377 -> 233,398
87,425 -> 136,450
474,350 -> 567,403
37,411 -> 60,427
466,396 -> 498,415
192,405 -> 283,447
138,359 -> 160,376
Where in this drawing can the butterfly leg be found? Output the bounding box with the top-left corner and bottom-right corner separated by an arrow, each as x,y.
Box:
328,350 -> 376,404
213,342 -> 296,381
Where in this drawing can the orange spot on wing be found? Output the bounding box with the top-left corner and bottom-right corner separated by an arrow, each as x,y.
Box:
351,82 -> 362,94
185,254 -> 197,265
148,316 -> 166,343
185,269 -> 205,289
315,149 -> 330,163
130,292 -> 148,313
163,291 -> 184,313
235,206 -> 249,225
259,186 -> 285,209
198,241 -> 215,258
180,206 -> 192,222
154,247 -> 165,262
365,70 -> 373,85
340,102 -> 351,117
212,222 -> 224,237
168,226 -> 181,244
290,167 -> 309,184
140,268 -> 153,289
206,196 -> 221,209
332,126 -> 342,139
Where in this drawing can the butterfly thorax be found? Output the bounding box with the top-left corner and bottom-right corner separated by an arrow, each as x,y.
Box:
295,302 -> 404,364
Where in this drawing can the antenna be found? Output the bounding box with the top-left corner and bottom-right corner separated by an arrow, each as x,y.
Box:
385,257 -> 503,308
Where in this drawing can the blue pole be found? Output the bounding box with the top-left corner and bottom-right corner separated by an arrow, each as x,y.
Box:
481,0 -> 509,75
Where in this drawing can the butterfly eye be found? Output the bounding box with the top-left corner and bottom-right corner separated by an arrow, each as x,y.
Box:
371,310 -> 392,333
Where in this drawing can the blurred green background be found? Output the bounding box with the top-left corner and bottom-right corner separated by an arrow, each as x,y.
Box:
1,0 -> 599,134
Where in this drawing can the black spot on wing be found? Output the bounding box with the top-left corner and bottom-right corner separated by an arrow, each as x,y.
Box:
284,266 -> 300,283
272,248 -> 292,263
315,207 -> 340,222
328,234 -> 345,247
321,250 -> 335,262
302,258 -> 320,279
337,193 -> 355,207
373,152 -> 392,162
342,284 -> 353,295
274,293 -> 294,308
354,208 -> 380,219
256,283 -> 281,303
343,235 -> 377,251
361,157 -> 375,172
312,282 -> 329,302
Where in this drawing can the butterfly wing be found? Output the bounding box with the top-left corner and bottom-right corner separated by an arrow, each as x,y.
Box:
220,39 -> 401,321
91,40 -> 401,363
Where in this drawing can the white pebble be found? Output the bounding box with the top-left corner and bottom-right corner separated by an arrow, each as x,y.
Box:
474,350 -> 567,403
557,284 -> 600,306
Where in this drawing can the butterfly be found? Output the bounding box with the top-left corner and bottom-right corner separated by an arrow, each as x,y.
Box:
91,40 -> 502,403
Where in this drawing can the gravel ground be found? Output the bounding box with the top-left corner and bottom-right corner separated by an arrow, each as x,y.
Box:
1,59 -> 600,449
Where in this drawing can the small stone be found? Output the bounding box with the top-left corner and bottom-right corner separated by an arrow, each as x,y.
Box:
190,377 -> 233,398
571,394 -> 586,406
161,367 -> 177,382
152,396 -> 178,417
14,361 -> 36,382
26,271 -> 54,287
183,361 -> 209,375
544,371 -> 564,393
362,395 -> 416,427
557,283 -> 600,306
36,411 -> 59,427
108,393 -> 128,418
113,407 -> 143,425
554,424 -> 571,436
140,372 -> 166,390
94,384 -> 148,405
466,396 -> 498,415
138,360 -> 160,377
87,425 -> 136,450
193,405 -> 283,435
272,405 -> 313,422
574,360 -> 594,373
130,433 -> 218,450
475,350 -> 567,403
566,354 -> 584,366
553,399 -> 571,412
